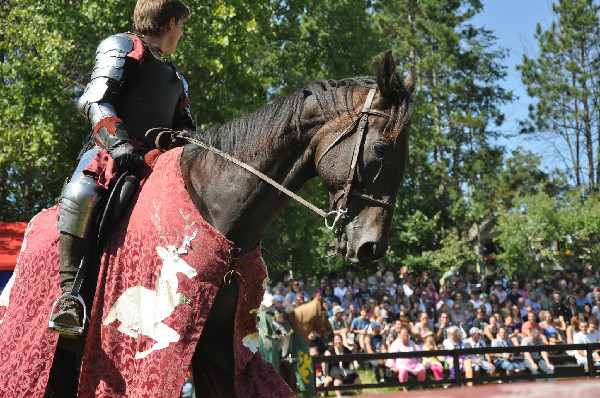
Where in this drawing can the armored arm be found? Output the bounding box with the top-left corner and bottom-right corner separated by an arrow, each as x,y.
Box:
77,33 -> 145,171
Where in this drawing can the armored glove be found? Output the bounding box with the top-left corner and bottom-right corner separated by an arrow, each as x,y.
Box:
107,141 -> 144,172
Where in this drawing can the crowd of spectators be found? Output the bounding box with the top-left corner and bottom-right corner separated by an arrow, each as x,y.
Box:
266,264 -> 600,392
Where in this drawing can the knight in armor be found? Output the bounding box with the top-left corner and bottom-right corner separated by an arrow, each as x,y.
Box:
49,0 -> 194,336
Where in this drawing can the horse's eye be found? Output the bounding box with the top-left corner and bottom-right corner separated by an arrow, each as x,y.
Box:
373,142 -> 388,157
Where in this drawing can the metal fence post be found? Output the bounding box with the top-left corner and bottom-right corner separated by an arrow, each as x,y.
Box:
453,351 -> 461,386
587,344 -> 594,378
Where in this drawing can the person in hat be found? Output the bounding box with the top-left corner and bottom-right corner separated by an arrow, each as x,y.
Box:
464,327 -> 496,385
535,279 -> 548,297
329,305 -> 349,347
283,280 -> 309,312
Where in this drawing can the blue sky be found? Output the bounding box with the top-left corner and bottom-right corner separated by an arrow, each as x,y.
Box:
471,0 -> 560,173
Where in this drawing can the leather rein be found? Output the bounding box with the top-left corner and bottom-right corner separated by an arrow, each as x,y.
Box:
179,86 -> 396,231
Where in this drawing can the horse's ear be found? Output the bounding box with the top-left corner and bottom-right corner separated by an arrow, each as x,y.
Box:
377,50 -> 396,98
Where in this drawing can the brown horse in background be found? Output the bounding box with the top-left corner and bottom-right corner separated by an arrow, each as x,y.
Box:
288,295 -> 332,343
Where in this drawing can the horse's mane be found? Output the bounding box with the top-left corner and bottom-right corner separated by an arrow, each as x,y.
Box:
194,76 -> 411,163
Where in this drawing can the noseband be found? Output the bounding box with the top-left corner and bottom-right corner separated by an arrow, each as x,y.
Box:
181,86 -> 396,232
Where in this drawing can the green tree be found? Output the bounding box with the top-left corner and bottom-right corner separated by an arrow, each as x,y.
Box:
372,0 -> 512,273
495,190 -> 600,276
518,0 -> 600,190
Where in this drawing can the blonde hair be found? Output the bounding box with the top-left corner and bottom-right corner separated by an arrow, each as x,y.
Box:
133,0 -> 190,36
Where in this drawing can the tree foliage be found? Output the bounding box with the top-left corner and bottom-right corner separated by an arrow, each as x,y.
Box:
0,0 -> 591,279
518,0 -> 600,190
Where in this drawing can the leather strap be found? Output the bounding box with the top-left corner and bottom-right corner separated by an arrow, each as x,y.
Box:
183,86 -> 394,224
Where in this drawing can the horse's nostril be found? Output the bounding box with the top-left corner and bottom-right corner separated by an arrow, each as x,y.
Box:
356,242 -> 380,261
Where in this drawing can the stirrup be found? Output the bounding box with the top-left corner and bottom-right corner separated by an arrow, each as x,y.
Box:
48,293 -> 87,337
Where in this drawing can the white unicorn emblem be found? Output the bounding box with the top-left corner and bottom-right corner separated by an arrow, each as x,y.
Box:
103,229 -> 198,359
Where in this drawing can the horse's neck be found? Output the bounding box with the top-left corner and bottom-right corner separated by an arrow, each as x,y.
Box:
288,311 -> 310,342
182,119 -> 321,253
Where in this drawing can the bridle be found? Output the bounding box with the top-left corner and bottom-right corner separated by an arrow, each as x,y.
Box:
179,85 -> 396,232
315,85 -> 397,229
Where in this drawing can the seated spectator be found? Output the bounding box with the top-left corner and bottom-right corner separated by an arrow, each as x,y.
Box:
323,285 -> 339,308
464,301 -> 476,326
449,302 -> 467,326
307,330 -> 328,355
582,302 -> 594,322
422,335 -> 445,381
593,299 -> 600,320
506,282 -> 522,306
329,305 -> 349,347
324,334 -> 362,398
442,326 -> 471,382
575,287 -> 592,312
364,322 -> 387,382
386,327 -> 426,392
341,291 -> 359,314
565,295 -> 579,320
482,314 -> 499,345
472,307 -> 489,331
491,327 -> 526,376
510,305 -> 523,332
521,328 -> 555,378
434,312 -> 452,344
412,312 -> 434,344
334,278 -> 348,302
503,315 -> 521,346
525,291 -> 542,314
469,289 -> 483,310
539,310 -> 564,345
587,285 -> 600,304
573,320 -> 600,371
465,327 -> 496,385
310,345 -> 330,391
521,311 -> 546,343
588,318 -> 600,342
349,309 -> 370,352
284,281 -> 310,312
549,291 -> 568,320
491,280 -> 507,303
480,293 -> 492,315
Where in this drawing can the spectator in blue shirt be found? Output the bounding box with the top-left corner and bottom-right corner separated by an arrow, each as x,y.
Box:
350,309 -> 371,352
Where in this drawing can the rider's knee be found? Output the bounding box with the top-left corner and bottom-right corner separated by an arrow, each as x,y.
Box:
56,148 -> 106,239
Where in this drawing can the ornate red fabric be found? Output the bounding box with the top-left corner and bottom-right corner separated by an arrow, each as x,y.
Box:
0,147 -> 294,398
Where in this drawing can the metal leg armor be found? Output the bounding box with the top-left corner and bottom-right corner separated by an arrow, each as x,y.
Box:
49,148 -> 105,337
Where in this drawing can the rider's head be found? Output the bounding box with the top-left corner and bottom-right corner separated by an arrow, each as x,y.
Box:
133,0 -> 190,53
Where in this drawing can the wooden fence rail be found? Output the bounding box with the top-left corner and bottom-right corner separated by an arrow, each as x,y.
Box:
312,343 -> 600,394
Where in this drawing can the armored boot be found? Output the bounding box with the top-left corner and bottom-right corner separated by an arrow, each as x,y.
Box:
48,232 -> 89,337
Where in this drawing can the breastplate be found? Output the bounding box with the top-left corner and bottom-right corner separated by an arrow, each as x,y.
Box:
116,43 -> 183,147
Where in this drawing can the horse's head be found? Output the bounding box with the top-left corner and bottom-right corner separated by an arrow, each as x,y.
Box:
311,51 -> 413,264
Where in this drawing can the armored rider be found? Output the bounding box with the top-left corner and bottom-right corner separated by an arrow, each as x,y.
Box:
50,0 -> 194,335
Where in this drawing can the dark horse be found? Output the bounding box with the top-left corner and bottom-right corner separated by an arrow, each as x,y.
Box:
185,50 -> 412,392
2,51 -> 413,397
